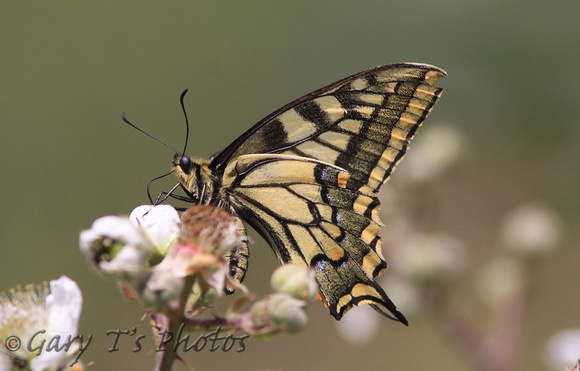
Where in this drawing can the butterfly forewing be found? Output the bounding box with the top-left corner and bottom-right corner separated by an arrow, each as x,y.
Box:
211,63 -> 445,193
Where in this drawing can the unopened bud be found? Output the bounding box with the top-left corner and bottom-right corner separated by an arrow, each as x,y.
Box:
136,270 -> 184,308
267,293 -> 308,334
251,297 -> 273,328
271,264 -> 318,303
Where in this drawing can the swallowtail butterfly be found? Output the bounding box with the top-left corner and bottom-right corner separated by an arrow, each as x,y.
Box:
126,63 -> 446,324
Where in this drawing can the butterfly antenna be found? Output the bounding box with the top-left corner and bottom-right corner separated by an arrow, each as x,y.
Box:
121,112 -> 180,155
179,89 -> 190,156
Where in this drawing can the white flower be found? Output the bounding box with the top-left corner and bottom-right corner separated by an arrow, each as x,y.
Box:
392,232 -> 466,285
130,205 -> 249,308
80,205 -> 181,279
335,305 -> 380,344
79,215 -> 152,279
0,276 -> 84,371
544,329 -> 580,370
130,205 -> 180,258
500,202 -> 561,258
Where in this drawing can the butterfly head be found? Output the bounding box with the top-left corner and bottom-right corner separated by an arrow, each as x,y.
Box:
171,154 -> 214,204
175,154 -> 193,175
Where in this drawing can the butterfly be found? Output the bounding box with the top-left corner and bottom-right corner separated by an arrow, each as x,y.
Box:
125,63 -> 445,324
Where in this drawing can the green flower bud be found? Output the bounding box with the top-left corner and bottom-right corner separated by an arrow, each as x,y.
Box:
136,270 -> 184,308
267,293 -> 308,334
270,264 -> 318,303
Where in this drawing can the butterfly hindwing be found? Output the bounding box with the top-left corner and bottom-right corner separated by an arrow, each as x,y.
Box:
221,154 -> 405,321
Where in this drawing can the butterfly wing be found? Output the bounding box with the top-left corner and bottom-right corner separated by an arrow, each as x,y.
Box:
211,63 -> 445,321
222,154 -> 405,321
211,63 -> 446,194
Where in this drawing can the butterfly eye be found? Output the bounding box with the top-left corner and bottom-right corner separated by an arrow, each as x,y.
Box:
179,156 -> 193,175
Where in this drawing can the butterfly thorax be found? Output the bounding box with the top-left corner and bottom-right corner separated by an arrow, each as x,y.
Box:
171,154 -> 220,206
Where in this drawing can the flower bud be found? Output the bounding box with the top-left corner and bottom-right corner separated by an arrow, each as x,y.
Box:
251,297 -> 273,328
271,264 -> 318,303
136,270 -> 184,308
267,293 -> 308,334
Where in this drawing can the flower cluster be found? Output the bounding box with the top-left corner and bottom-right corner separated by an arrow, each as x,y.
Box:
79,205 -> 180,280
78,203 -> 318,370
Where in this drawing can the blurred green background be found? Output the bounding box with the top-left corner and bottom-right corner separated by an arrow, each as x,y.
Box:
1,2 -> 578,370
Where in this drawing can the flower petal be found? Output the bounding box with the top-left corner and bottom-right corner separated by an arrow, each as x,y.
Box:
130,205 -> 180,256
